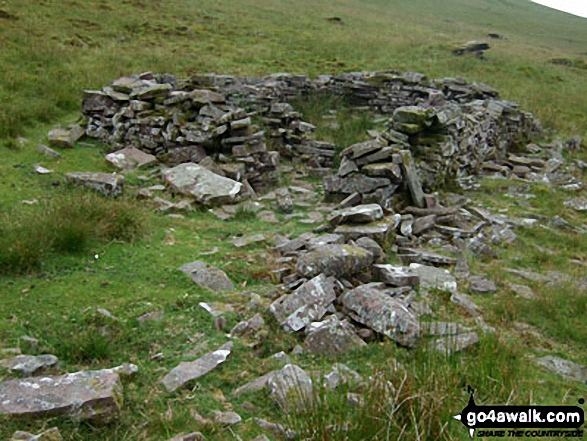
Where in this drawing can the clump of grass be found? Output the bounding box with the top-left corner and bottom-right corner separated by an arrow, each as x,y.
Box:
0,190 -> 145,274
284,335 -> 520,440
54,327 -> 115,364
232,204 -> 258,222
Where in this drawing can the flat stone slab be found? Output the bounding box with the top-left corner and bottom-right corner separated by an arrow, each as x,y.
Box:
270,274 -> 336,333
324,174 -> 390,195
0,369 -> 122,420
179,261 -> 234,292
470,276 -> 497,294
162,163 -> 242,206
535,356 -> 587,383
342,284 -> 420,348
105,146 -> 157,170
334,221 -> 393,246
373,264 -> 419,287
0,355 -> 60,377
161,342 -> 233,392
328,203 -> 384,226
409,263 -> 457,293
65,172 -> 124,197
296,244 -> 374,278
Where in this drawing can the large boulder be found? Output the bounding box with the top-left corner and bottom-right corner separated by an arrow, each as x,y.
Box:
0,369 -> 122,420
267,364 -> 313,411
295,244 -> 374,278
342,284 -> 420,348
304,317 -> 366,355
162,163 -> 242,206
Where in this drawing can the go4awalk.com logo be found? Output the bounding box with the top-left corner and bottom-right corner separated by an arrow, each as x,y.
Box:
453,388 -> 585,438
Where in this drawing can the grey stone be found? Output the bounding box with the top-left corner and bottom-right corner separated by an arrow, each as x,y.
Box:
214,410 -> 241,425
399,150 -> 425,208
338,192 -> 362,208
161,342 -> 233,392
0,369 -> 122,420
304,317 -> 366,355
296,244 -> 374,278
564,198 -> 587,212
450,293 -> 480,316
508,284 -> 536,300
373,264 -> 419,287
362,163 -> 402,182
233,371 -> 276,397
355,237 -> 385,262
342,285 -> 421,348
275,187 -> 294,213
167,433 -> 205,441
179,261 -> 234,292
412,215 -> 437,236
0,355 -> 60,377
323,363 -> 363,390
334,221 -> 393,246
36,145 -> 61,159
268,364 -> 313,411
258,210 -> 279,223
65,172 -> 124,197
232,234 -> 266,248
198,302 -> 235,317
47,126 -> 84,149
470,276 -> 497,294
105,147 -> 157,170
328,204 -> 383,226
337,156 -> 359,177
306,234 -> 345,251
137,309 -> 164,325
230,313 -> 265,337
535,356 -> 587,383
11,427 -> 63,441
324,174 -> 390,195
431,332 -> 479,354
162,163 -> 242,206
409,263 -> 457,293
269,274 -> 336,333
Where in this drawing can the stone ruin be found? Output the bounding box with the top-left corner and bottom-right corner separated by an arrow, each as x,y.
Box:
81,70 -> 541,207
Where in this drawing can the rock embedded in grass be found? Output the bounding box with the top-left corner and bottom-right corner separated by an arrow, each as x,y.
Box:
0,369 -> 123,420
65,172 -> 124,197
0,354 -> 60,376
179,261 -> 234,293
161,342 -> 233,393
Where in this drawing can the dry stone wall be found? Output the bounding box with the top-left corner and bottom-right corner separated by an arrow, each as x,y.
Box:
81,70 -> 541,198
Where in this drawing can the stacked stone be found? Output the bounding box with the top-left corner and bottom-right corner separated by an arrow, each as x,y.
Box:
82,73 -> 279,192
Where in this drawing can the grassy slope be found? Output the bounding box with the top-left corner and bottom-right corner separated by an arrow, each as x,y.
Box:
0,0 -> 586,439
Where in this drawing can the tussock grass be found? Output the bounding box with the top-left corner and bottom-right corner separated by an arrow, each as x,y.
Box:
0,190 -> 145,274
285,335 -> 520,440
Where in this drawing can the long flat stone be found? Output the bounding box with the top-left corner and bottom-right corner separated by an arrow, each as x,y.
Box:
65,172 -> 124,197
296,244 -> 374,278
328,203 -> 383,226
161,342 -> 233,392
373,264 -> 419,287
334,221 -> 393,246
0,369 -> 122,420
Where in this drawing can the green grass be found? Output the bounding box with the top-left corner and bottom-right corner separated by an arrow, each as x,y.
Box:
0,190 -> 145,274
1,0 -> 587,439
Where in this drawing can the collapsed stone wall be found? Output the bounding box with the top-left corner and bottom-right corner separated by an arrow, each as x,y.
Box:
81,70 -> 541,198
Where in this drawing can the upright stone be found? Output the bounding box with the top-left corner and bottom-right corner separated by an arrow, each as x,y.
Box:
399,150 -> 425,208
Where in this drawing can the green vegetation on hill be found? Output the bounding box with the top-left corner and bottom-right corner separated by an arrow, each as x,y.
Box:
1,0 -> 587,139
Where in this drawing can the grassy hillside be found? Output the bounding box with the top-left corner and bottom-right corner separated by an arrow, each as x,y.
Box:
0,0 -> 586,440
1,0 -> 587,139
